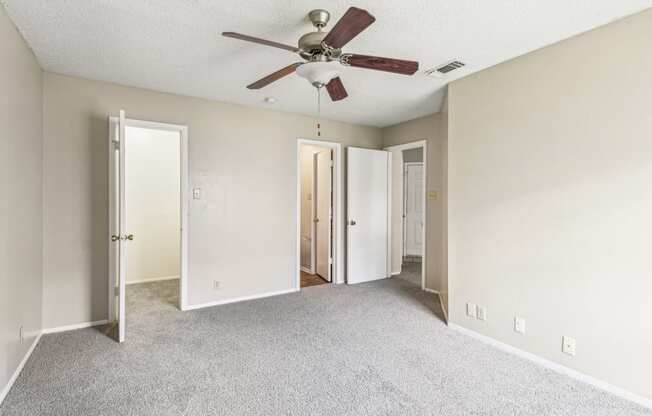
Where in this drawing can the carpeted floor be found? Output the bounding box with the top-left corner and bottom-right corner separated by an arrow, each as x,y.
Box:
1,276 -> 650,415
395,262 -> 421,287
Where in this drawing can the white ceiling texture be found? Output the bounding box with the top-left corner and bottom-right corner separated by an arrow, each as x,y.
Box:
3,0 -> 651,127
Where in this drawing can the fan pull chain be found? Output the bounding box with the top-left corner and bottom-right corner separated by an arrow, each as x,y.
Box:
316,86 -> 322,137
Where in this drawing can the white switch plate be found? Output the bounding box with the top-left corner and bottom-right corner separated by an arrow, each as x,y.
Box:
212,280 -> 220,290
562,336 -> 576,356
193,188 -> 202,200
466,303 -> 477,318
514,317 -> 526,334
476,306 -> 486,321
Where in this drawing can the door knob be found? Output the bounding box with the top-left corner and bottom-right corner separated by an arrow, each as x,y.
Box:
123,234 -> 134,241
314,218 -> 319,223
111,235 -> 120,242
349,220 -> 356,226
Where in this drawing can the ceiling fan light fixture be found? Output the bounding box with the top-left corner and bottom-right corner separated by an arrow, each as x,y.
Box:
296,61 -> 340,88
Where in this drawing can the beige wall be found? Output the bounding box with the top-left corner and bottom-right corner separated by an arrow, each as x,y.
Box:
42,73 -> 382,327
125,126 -> 180,283
382,114 -> 446,296
0,5 -> 43,396
448,9 -> 652,401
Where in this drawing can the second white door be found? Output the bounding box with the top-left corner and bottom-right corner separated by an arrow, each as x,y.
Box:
347,147 -> 390,284
315,150 -> 332,281
404,163 -> 424,256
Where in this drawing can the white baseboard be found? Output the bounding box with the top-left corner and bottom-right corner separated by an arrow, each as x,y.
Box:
423,287 -> 439,294
42,320 -> 109,334
390,271 -> 401,276
0,332 -> 42,405
184,288 -> 299,311
126,275 -> 179,285
449,323 -> 652,410
300,266 -> 313,274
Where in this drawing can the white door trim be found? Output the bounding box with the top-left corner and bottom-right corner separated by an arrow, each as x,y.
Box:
108,116 -> 190,313
296,139 -> 343,288
384,140 -> 427,291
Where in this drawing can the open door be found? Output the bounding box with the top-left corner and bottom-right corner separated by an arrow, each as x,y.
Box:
404,163 -> 424,256
347,147 -> 390,284
108,110 -> 128,342
315,150 -> 333,282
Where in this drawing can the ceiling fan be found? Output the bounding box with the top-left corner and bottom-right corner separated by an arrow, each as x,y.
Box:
223,7 -> 419,102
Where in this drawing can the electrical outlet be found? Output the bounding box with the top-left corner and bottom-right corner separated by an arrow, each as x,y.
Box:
514,317 -> 526,334
19,325 -> 24,344
562,336 -> 576,356
476,305 -> 487,321
466,303 -> 477,318
212,280 -> 220,290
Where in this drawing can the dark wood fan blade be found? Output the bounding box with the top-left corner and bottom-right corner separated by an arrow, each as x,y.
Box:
322,7 -> 375,49
247,63 -> 303,89
342,54 -> 418,75
222,32 -> 300,53
326,77 -> 348,101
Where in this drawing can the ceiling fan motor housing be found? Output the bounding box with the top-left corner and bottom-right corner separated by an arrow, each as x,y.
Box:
299,9 -> 341,61
298,31 -> 341,60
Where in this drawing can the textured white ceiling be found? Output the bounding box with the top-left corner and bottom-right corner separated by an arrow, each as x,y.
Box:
3,0 -> 651,127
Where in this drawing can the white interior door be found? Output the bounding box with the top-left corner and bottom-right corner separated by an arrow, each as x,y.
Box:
109,110 -> 128,342
315,150 -> 332,281
404,163 -> 424,256
347,147 -> 390,284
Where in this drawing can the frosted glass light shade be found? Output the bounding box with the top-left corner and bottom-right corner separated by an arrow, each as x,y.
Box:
296,61 -> 340,86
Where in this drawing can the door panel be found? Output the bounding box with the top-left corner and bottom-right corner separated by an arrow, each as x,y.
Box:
315,150 -> 332,281
108,110 -> 127,343
405,163 -> 424,256
347,147 -> 390,284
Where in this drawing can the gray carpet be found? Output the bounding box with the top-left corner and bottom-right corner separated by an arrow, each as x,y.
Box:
1,277 -> 649,416
396,262 -> 421,287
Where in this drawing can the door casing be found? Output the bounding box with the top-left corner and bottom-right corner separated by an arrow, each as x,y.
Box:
108,116 -> 190,329
296,139 -> 343,288
384,140 -> 427,291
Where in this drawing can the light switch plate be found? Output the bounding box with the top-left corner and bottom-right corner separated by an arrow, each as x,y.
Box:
193,188 -> 202,200
514,317 -> 526,334
466,303 -> 477,318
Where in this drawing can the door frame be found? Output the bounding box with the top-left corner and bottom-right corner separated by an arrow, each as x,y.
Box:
296,139 -> 343,288
108,116 -> 190,316
383,140 -> 427,291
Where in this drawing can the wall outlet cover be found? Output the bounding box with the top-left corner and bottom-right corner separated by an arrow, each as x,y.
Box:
514,317 -> 526,334
212,280 -> 220,290
466,303 -> 477,318
562,336 -> 577,356
476,306 -> 487,321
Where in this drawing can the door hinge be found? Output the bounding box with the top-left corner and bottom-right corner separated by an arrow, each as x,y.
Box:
330,160 -> 334,168
329,257 -> 333,265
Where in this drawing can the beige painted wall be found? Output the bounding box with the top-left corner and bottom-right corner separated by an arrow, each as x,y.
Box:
448,9 -> 652,401
42,73 -> 382,327
125,126 -> 180,283
382,114 -> 446,295
0,5 -> 43,395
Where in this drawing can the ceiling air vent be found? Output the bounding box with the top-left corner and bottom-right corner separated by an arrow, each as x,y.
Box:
425,61 -> 466,78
